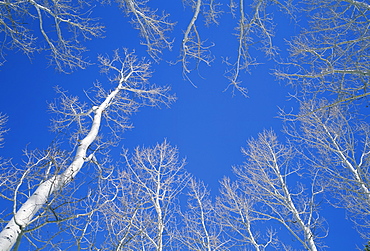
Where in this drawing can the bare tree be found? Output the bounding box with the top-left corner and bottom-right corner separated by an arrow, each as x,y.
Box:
274,0 -> 370,241
0,0 -> 104,71
177,0 -> 294,95
217,177 -> 277,250
224,0 -> 293,97
0,49 -> 174,250
276,0 -> 370,110
95,168 -> 145,250
232,130 -> 325,251
284,100 -> 370,239
109,0 -> 175,62
97,141 -> 189,250
177,177 -> 227,250
180,0 -> 221,83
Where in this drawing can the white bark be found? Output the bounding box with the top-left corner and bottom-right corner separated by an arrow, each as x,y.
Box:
271,151 -> 317,251
180,178 -> 225,250
236,130 -> 320,251
155,168 -> 164,251
320,121 -> 370,203
0,82 -> 123,251
218,178 -> 276,250
117,141 -> 188,250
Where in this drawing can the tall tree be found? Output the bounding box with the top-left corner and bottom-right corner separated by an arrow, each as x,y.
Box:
232,130 -> 325,251
98,141 -> 189,250
276,0 -> 370,242
284,100 -> 370,239
0,49 -> 174,250
217,177 -> 277,250
178,177 -> 227,250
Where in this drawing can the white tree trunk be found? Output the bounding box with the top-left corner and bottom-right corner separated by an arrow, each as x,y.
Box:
0,84 -> 122,251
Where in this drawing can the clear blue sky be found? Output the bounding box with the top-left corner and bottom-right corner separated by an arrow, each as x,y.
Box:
0,1 -> 365,249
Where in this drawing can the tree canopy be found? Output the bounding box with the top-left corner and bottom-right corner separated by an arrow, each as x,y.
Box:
0,0 -> 369,250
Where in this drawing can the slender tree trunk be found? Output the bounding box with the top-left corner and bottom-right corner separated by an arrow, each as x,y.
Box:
155,169 -> 164,251
0,84 -> 123,251
270,145 -> 317,251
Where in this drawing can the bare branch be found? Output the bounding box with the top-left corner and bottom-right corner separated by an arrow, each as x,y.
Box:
0,49 -> 174,251
178,177 -> 228,250
276,0 -> 370,108
0,0 -> 104,71
98,140 -> 189,250
217,177 -> 278,250
285,100 -> 370,237
234,130 -> 323,251
224,0 -> 292,97
180,0 -> 221,83
113,0 -> 175,61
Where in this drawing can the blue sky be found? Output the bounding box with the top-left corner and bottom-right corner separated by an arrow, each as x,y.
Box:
0,1 -> 366,249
